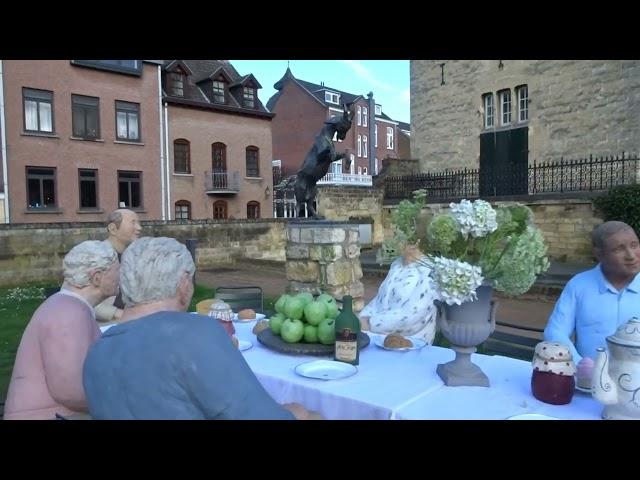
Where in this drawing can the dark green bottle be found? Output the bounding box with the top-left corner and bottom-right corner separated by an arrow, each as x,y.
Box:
334,295 -> 360,365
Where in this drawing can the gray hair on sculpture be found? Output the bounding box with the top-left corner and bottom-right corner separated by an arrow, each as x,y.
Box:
63,240 -> 118,288
591,221 -> 636,250
120,237 -> 195,307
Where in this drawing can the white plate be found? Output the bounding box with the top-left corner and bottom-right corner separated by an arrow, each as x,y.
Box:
506,413 -> 560,420
372,334 -> 427,351
232,312 -> 266,323
294,360 -> 357,380
238,339 -> 253,352
575,384 -> 592,394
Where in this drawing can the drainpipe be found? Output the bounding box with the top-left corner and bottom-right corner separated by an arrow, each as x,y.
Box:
157,65 -> 166,220
0,61 -> 9,222
163,102 -> 172,220
367,91 -> 376,176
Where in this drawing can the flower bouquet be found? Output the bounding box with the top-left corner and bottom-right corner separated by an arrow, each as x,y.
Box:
379,191 -> 550,305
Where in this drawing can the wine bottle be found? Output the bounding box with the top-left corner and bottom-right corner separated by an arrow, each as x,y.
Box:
334,295 -> 360,365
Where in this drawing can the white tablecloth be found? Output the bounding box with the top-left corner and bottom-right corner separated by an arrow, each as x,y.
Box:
236,322 -> 604,420
393,353 -> 603,420
235,323 -> 447,420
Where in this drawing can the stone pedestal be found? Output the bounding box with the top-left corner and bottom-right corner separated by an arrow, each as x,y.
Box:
285,221 -> 365,312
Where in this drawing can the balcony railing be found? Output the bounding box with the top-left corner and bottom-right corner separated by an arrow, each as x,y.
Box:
204,171 -> 240,194
317,173 -> 373,186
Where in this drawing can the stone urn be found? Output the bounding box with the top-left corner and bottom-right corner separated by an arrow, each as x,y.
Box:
436,284 -> 496,387
592,317 -> 640,420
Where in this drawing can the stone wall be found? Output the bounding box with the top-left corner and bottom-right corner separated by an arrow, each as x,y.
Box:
0,219 -> 286,287
382,198 -> 603,264
285,222 -> 364,311
411,60 -> 640,171
317,185 -> 385,244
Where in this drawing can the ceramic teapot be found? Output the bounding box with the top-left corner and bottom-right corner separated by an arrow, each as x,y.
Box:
592,317 -> 640,420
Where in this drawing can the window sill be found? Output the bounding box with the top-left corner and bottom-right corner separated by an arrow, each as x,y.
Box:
70,136 -> 105,143
244,176 -> 263,181
77,208 -> 104,214
25,208 -> 63,214
173,173 -> 194,177
21,132 -> 59,139
114,140 -> 144,146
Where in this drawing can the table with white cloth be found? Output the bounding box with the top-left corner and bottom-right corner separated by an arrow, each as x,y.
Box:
392,353 -> 603,420
234,322 -> 603,420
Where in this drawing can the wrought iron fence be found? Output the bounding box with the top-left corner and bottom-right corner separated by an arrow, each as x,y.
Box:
384,153 -> 639,201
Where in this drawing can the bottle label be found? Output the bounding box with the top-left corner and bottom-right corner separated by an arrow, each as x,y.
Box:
335,328 -> 358,362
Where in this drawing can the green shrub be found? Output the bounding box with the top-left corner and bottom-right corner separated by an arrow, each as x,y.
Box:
593,184 -> 640,235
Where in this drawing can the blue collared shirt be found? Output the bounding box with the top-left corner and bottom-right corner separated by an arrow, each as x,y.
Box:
544,264 -> 640,363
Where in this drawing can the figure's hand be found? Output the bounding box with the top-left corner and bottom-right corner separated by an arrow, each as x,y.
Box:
577,357 -> 595,381
359,316 -> 371,331
282,403 -> 324,420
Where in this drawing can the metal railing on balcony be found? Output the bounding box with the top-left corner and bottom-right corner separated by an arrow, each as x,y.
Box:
317,172 -> 373,186
204,171 -> 240,194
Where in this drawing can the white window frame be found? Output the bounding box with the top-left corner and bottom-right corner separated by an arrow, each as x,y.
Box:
358,166 -> 362,175
374,125 -> 378,147
374,158 -> 379,175
375,104 -> 381,115
362,107 -> 368,127
483,93 -> 494,129
356,106 -> 362,126
324,91 -> 340,104
363,167 -> 368,175
357,134 -> 362,157
517,85 -> 529,122
349,154 -> 355,174
386,127 -> 394,150
500,90 -> 511,126
363,135 -> 368,158
331,160 -> 342,174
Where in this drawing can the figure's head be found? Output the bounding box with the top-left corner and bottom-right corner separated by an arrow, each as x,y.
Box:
120,237 -> 195,311
592,221 -> 640,280
63,240 -> 120,298
326,103 -> 354,141
106,209 -> 141,252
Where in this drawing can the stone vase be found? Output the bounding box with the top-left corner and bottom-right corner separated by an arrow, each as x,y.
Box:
436,285 -> 496,387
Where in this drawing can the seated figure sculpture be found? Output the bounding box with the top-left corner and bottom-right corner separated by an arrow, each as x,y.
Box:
359,245 -> 439,344
294,103 -> 354,219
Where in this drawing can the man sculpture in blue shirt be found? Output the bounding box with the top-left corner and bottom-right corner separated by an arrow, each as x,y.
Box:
544,221 -> 640,386
83,236 -> 319,420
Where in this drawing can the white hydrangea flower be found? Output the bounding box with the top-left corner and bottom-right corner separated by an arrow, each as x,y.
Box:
449,199 -> 498,239
427,256 -> 484,305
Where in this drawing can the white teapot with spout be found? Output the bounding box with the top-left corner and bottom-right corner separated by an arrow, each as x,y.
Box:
592,317 -> 640,420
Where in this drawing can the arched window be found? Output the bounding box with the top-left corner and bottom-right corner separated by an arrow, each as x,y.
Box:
213,200 -> 227,220
174,139 -> 190,173
247,201 -> 260,219
175,200 -> 191,220
246,146 -> 260,177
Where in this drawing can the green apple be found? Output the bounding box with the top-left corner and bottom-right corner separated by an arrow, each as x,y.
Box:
317,317 -> 336,345
281,318 -> 305,343
269,314 -> 285,335
274,294 -> 292,315
284,296 -> 305,320
304,300 -> 327,326
295,292 -> 314,308
303,324 -> 319,343
316,293 -> 339,319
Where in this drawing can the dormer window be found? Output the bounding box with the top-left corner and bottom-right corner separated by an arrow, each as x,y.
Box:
212,80 -> 225,103
375,104 -> 382,115
243,87 -> 255,108
168,71 -> 184,97
325,91 -> 340,104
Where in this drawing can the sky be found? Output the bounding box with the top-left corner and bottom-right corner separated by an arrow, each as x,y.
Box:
229,60 -> 410,124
